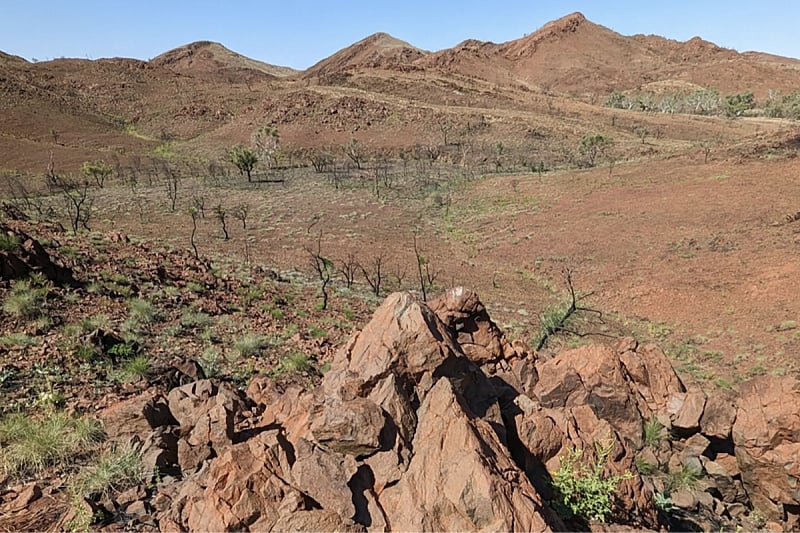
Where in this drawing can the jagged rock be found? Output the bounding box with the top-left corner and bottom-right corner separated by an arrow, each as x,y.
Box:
0,223 -> 74,284
158,429 -> 363,532
618,341 -> 685,421
379,378 -> 557,532
671,488 -> 698,510
3,482 -> 41,513
143,395 -> 178,428
290,438 -> 359,520
700,391 -> 737,439
703,455 -> 741,503
100,391 -> 160,441
428,286 -> 522,364
669,389 -> 707,434
140,426 -> 179,473
166,379 -> 240,428
247,378 -> 315,445
733,376 -> 800,521
533,344 -> 645,448
310,397 -> 385,457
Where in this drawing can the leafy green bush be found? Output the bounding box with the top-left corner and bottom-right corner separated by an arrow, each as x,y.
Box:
551,440 -> 633,523
233,334 -> 267,358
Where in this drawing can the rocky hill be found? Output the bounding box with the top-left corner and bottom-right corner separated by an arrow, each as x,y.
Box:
2,220 -> 800,531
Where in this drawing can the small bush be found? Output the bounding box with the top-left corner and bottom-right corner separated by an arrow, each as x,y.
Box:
0,332 -> 39,348
233,334 -> 267,358
643,417 -> 665,448
2,279 -> 49,319
71,442 -> 146,500
0,232 -> 21,252
276,352 -> 311,375
551,440 -> 632,523
0,413 -> 103,477
664,464 -> 701,494
128,298 -> 157,324
113,355 -> 151,383
180,310 -> 213,330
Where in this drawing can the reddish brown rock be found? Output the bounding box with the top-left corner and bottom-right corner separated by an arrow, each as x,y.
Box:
379,378 -> 556,532
733,376 -> 800,521
700,391 -> 737,440
310,397 -> 385,457
290,438 -> 359,520
669,389 -> 707,434
429,287 -> 521,364
619,341 -> 686,420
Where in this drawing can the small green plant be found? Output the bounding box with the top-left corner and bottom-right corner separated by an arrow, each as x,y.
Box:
0,413 -> 103,477
634,457 -> 657,475
643,417 -> 665,448
108,342 -> 136,360
664,464 -> 701,494
0,332 -> 39,348
128,298 -> 157,324
654,492 -> 676,513
2,278 -> 49,319
307,326 -> 328,339
233,334 -> 268,358
275,352 -> 312,375
198,348 -> 223,378
74,342 -> 99,361
180,310 -> 213,330
550,439 -> 633,523
185,281 -> 206,294
0,232 -> 21,251
114,355 -> 151,383
71,442 -> 146,500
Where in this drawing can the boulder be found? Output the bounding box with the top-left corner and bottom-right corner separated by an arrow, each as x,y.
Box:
700,391 -> 737,440
669,389 -> 707,435
733,376 -> 800,521
378,378 -> 557,532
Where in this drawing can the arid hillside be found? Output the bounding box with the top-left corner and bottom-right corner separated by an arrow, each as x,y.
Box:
2,13 -> 800,530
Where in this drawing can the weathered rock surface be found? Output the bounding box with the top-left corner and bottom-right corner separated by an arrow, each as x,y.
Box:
52,289 -> 800,532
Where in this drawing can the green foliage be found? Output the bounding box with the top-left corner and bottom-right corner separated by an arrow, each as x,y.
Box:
551,440 -> 633,523
2,278 -> 50,319
180,310 -> 213,330
227,145 -> 259,181
0,332 -> 39,348
643,416 -> 665,448
71,442 -> 146,500
664,464 -> 701,494
764,89 -> 800,119
308,326 -> 328,338
0,232 -> 21,252
233,334 -> 267,358
275,352 -> 312,375
0,413 -> 103,477
634,457 -> 657,475
724,91 -> 755,117
578,133 -> 613,167
128,298 -> 157,324
532,298 -> 574,350
81,160 -> 113,187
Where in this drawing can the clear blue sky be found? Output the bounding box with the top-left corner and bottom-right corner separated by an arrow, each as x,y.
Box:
2,1 -> 799,68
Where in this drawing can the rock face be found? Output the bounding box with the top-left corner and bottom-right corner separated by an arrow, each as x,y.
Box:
0,222 -> 74,284
78,289 -> 800,532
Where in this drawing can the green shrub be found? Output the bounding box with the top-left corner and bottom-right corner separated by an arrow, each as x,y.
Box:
0,332 -> 39,348
71,442 -> 146,500
2,279 -> 49,319
180,310 -> 213,330
0,232 -> 21,252
0,413 -> 103,477
275,352 -> 311,375
233,334 -> 267,358
113,355 -> 150,383
643,417 -> 665,448
551,440 -> 633,523
128,298 -> 157,324
664,464 -> 701,494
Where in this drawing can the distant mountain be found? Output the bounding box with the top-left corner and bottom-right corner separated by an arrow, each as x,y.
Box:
302,32 -> 428,79
150,41 -> 297,82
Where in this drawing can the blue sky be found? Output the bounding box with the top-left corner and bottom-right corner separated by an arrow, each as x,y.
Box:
2,1 -> 799,68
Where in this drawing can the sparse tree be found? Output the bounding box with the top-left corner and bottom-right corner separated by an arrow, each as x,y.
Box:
232,203 -> 249,230
307,231 -> 334,310
343,138 -> 367,170
579,134 -> 613,168
188,207 -> 200,260
358,254 -> 384,297
81,160 -> 113,188
227,145 -> 259,182
412,233 -> 437,301
252,126 -> 280,168
214,204 -> 229,240
52,175 -> 94,233
163,166 -> 180,212
338,253 -> 358,289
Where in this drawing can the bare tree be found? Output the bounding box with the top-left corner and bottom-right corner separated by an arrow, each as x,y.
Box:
412,233 -> 437,301
338,253 -> 359,289
307,231 -> 334,310
214,204 -> 229,240
232,203 -> 249,230
188,207 -> 200,260
343,139 -> 367,170
51,174 -> 94,233
358,254 -> 384,297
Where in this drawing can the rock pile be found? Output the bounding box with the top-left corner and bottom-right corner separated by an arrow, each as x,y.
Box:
14,288 -> 797,531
